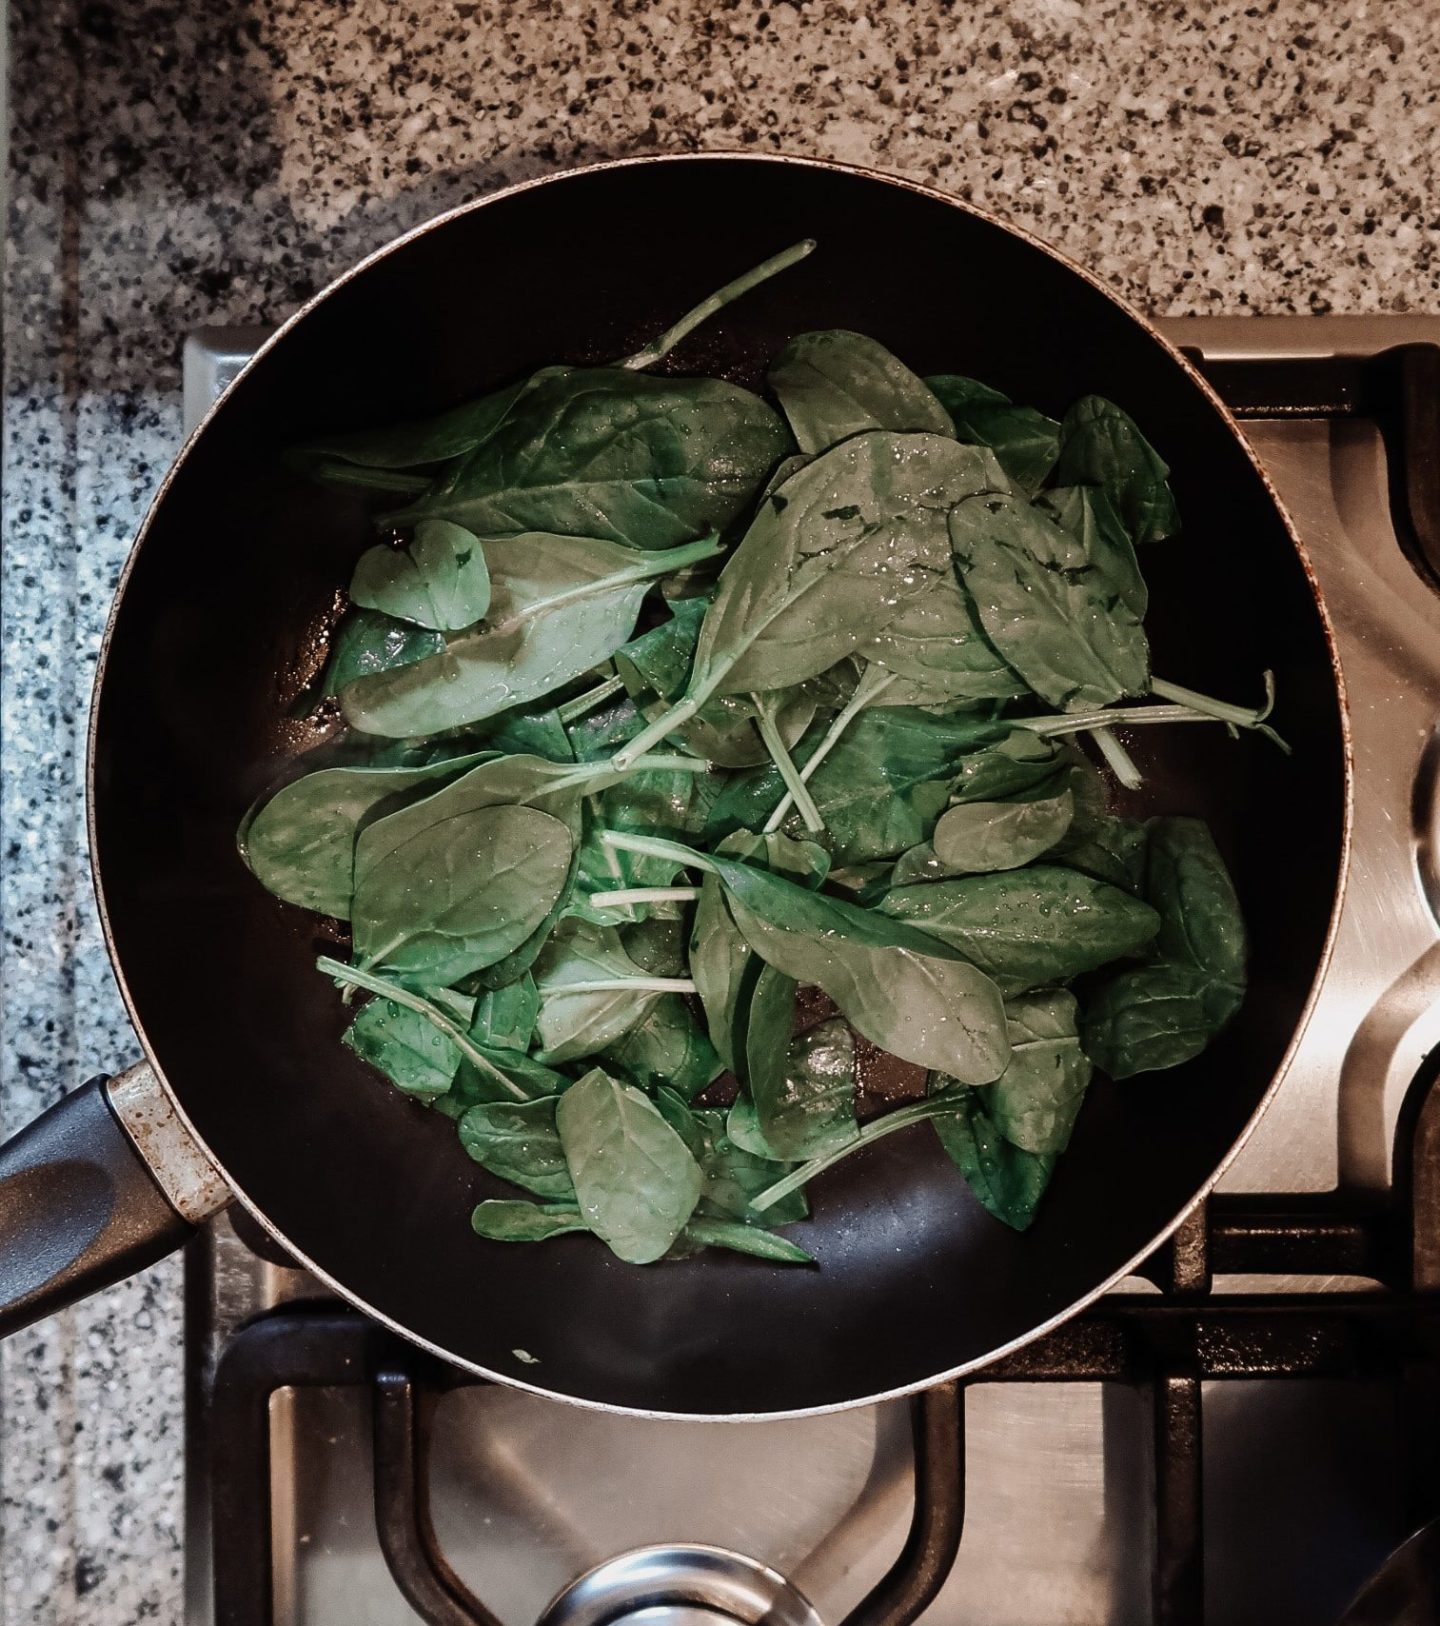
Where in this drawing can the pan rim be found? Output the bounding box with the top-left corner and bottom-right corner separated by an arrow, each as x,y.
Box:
85,148 -> 1355,1421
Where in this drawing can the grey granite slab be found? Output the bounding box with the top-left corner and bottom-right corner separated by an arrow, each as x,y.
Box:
3,1 -> 1439,1621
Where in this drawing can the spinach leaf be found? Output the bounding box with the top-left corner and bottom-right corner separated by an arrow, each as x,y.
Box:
555,1067 -> 704,1263
740,957 -> 799,1107
532,919 -> 679,1062
707,706 -> 1006,864
984,990 -> 1092,1155
949,729 -> 1067,804
297,378 -> 529,472
880,865 -> 1161,995
685,1106 -> 810,1227
620,916 -> 691,977
949,490 -> 1150,711
341,531 -> 722,738
664,846 -> 1010,1082
743,1014 -> 858,1162
599,994 -> 722,1099
324,608 -> 445,696
925,374 -> 1061,495
930,1087 -> 1056,1231
682,1217 -> 814,1264
768,330 -> 955,452
1049,807 -> 1149,894
471,1199 -> 589,1243
616,592 -> 823,768
689,830 -> 831,1073
343,997 -> 462,1103
469,977 -> 539,1053
454,1035 -> 570,1105
1051,395 -> 1180,547
617,432 -> 1005,763
930,788 -> 1074,874
393,367 -> 789,550
350,520 -> 493,632
1081,817 -> 1246,1077
458,1098 -> 574,1199
240,750 -> 492,919
1037,485 -> 1148,619
481,702 -> 577,763
351,803 -> 573,988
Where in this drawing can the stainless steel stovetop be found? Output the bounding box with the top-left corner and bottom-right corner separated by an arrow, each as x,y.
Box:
180,315 -> 1440,1626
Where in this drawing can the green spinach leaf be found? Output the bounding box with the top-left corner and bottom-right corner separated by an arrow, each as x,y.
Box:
555,1067 -> 704,1263
930,1086 -> 1056,1231
343,997 -> 462,1103
532,919 -> 677,1062
949,490 -> 1150,711
240,749 -> 492,920
598,994 -> 722,1099
880,865 -> 1161,995
1037,485 -> 1148,619
393,367 -> 789,550
742,1014 -> 858,1162
682,1217 -> 814,1264
350,519 -> 493,632
458,1098 -> 574,1199
341,531 -> 721,738
324,609 -> 445,696
471,1199 -> 589,1243
985,990 -> 1091,1155
1081,817 -> 1246,1077
1051,395 -> 1180,547
926,373 -> 1061,495
930,788 -> 1074,874
768,330 -> 954,452
352,803 -> 573,987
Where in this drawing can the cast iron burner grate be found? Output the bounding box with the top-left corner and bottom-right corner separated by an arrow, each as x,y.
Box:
200,342 -> 1440,1626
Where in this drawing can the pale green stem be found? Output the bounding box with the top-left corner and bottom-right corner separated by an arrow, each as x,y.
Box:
588,793 -> 637,923
558,673 -> 626,724
751,1093 -> 969,1212
514,533 -> 721,625
316,956 -> 533,1103
609,649 -> 740,770
599,829 -> 715,874
557,977 -> 698,995
617,239 -> 817,370
763,665 -> 897,833
1151,671 -> 1276,727
750,694 -> 825,833
311,458 -> 432,496
1028,704 -> 1225,737
589,886 -> 702,909
1089,726 -> 1143,790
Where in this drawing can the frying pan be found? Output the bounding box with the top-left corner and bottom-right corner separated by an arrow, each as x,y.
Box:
0,155 -> 1348,1418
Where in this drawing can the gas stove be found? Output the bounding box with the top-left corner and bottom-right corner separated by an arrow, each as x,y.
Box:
179,316 -> 1440,1626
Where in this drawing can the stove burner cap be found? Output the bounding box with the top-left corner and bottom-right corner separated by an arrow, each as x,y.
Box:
535,1544 -> 823,1626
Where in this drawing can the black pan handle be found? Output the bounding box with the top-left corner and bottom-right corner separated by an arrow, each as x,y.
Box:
0,1064 -> 229,1338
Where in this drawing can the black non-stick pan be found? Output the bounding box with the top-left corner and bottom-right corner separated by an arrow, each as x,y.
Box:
0,155 -> 1348,1418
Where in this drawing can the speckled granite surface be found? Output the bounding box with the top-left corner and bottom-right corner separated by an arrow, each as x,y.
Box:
2,1 -> 1438,1620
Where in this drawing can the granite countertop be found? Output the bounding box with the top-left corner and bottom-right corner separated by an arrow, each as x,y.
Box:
3,2 -> 1438,1620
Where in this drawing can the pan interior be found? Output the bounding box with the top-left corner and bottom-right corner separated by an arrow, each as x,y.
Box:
90,157 -> 1345,1416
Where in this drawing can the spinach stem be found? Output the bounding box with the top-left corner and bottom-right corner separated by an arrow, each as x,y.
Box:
751,1092 -> 969,1211
316,956 -> 534,1103
557,977 -> 698,995
1028,704 -> 1229,737
513,534 -> 721,626
589,886 -> 702,908
610,655 -> 740,770
310,458 -> 433,496
588,793 -> 637,922
1088,726 -> 1143,790
750,693 -> 826,833
617,239 -> 818,371
763,664 -> 897,833
1151,671 -> 1275,726
598,829 -> 715,874
558,673 -> 626,724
